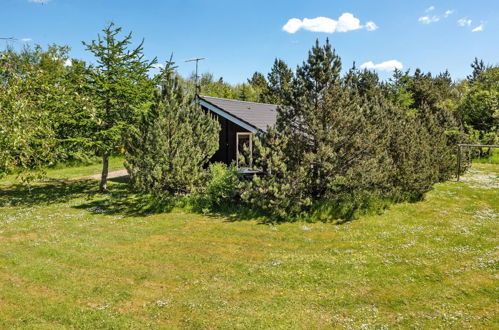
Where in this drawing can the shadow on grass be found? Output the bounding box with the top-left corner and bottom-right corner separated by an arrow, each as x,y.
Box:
0,179 -> 99,207
192,203 -> 266,223
0,176 -> 403,224
1,175 -> 369,224
0,176 -> 268,221
81,176 -> 266,220
72,177 -> 181,217
0,177 -> 358,223
0,177 -> 171,217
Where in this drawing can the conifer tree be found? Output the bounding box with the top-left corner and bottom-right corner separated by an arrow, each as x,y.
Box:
83,23 -> 156,192
245,40 -> 393,220
248,72 -> 269,102
242,39 -> 473,221
248,72 -> 268,91
242,129 -> 311,220
467,58 -> 488,83
124,60 -> 219,195
260,59 -> 293,104
284,40 -> 390,197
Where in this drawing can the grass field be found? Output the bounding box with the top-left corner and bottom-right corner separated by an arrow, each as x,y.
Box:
474,148 -> 499,164
0,160 -> 497,328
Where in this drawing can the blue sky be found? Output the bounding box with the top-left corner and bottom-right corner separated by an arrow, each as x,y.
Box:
1,0 -> 498,83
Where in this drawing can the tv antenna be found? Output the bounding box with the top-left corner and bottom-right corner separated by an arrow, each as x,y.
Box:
185,57 -> 206,94
0,37 -> 17,41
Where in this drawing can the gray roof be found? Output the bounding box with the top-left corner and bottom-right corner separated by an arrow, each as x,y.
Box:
198,95 -> 278,132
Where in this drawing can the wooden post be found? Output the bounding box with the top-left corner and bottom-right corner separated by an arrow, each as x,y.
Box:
457,145 -> 462,182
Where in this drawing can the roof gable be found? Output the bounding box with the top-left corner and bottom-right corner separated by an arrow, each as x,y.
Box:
198,95 -> 278,132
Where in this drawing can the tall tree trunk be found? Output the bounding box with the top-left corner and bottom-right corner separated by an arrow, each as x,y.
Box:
99,151 -> 110,192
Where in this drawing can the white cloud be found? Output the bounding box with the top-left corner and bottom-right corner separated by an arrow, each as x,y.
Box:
418,15 -> 440,24
336,13 -> 362,32
472,24 -> 484,32
282,18 -> 303,33
444,10 -> 454,18
457,18 -> 484,32
360,60 -> 403,72
20,38 -> 32,42
419,8 -> 454,24
28,0 -> 50,3
282,13 -> 376,34
64,59 -> 72,67
365,21 -> 378,31
458,18 -> 472,26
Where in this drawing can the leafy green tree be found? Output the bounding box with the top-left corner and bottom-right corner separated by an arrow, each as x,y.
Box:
198,163 -> 241,211
233,83 -> 260,101
0,48 -> 56,178
460,67 -> 499,144
124,60 -> 219,195
194,73 -> 232,98
346,65 -> 461,197
83,22 -> 156,192
0,44 -> 93,179
194,73 -> 263,102
15,45 -> 95,163
248,72 -> 269,102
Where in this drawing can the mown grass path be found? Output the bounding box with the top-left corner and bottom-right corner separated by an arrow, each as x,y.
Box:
0,163 -> 497,328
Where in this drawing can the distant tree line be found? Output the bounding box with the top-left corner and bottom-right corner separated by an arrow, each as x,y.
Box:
0,24 -> 497,220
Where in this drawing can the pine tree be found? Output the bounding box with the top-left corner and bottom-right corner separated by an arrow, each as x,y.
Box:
124,60 -> 220,195
248,72 -> 269,102
277,39 -> 385,199
83,23 -> 156,192
248,72 -> 268,90
385,69 -> 414,108
467,58 -> 488,83
246,39 -> 393,220
261,59 -> 293,104
242,129 -> 311,220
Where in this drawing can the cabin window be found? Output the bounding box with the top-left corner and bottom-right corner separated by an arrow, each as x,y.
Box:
236,132 -> 253,168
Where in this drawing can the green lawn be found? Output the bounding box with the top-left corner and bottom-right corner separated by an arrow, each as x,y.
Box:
474,148 -> 499,164
0,162 -> 497,329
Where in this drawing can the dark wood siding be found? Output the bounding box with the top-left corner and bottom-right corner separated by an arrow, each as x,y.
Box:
202,105 -> 250,165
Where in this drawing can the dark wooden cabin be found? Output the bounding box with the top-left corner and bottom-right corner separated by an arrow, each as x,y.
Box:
197,95 -> 278,167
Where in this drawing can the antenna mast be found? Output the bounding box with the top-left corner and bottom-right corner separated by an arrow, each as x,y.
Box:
185,57 -> 206,95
